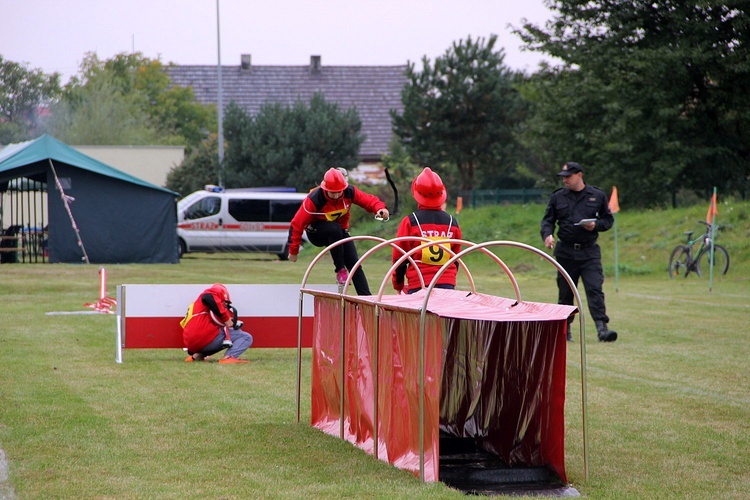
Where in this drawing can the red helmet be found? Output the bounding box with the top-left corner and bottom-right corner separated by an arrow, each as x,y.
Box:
412,167 -> 446,208
207,283 -> 230,303
320,168 -> 348,192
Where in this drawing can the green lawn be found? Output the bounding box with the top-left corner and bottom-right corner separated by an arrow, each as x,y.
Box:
1,201 -> 748,498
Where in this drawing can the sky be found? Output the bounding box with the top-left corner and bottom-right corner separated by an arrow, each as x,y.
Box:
2,0 -> 557,83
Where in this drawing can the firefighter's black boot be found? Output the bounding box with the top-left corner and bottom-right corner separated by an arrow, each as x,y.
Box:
595,320 -> 617,342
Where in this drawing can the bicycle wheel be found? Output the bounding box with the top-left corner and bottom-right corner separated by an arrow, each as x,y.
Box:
668,245 -> 691,279
696,244 -> 729,277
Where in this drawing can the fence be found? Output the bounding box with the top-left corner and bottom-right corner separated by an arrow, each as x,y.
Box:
1,181 -> 48,264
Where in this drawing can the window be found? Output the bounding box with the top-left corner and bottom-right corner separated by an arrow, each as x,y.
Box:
228,199 -> 270,222
270,200 -> 301,222
184,196 -> 221,220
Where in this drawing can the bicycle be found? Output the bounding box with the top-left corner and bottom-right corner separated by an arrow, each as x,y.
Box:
668,220 -> 729,279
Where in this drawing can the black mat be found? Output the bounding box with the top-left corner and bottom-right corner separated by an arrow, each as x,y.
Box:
439,436 -> 580,497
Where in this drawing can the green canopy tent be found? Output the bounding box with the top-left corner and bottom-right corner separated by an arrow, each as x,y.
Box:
0,135 -> 179,263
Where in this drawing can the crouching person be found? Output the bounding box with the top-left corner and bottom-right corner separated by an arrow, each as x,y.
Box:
181,283 -> 253,364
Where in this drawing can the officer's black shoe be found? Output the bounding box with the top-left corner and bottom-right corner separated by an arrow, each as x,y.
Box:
566,317 -> 574,342
595,321 -> 618,342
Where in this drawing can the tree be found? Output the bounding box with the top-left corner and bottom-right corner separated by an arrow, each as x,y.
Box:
221,94 -> 363,191
0,56 -> 62,143
46,69 -> 161,145
165,134 -> 220,196
45,52 -> 215,150
118,55 -> 216,149
515,0 -> 750,206
391,35 -> 529,194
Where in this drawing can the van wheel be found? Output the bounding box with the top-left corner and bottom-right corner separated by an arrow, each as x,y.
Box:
178,238 -> 187,258
277,244 -> 289,261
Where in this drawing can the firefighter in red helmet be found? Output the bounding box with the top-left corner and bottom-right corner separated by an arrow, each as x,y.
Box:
287,167 -> 389,295
392,167 -> 462,294
181,283 -> 253,363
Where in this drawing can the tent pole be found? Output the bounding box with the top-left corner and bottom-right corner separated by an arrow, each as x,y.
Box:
48,159 -> 90,264
41,184 -> 48,263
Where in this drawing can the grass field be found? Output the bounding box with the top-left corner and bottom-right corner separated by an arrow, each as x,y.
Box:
0,200 -> 748,498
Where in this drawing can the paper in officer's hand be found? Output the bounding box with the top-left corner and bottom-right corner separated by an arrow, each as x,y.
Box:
574,218 -> 597,226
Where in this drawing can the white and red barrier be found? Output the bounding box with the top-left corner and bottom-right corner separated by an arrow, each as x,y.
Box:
116,283 -> 337,363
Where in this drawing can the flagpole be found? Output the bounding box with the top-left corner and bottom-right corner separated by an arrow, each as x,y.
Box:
708,187 -> 717,292
608,186 -> 620,292
613,215 -> 619,292
216,0 -> 224,188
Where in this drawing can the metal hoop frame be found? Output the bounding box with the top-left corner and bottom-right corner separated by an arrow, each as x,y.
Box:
295,236 -> 589,482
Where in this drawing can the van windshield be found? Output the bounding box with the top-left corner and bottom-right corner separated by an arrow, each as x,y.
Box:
177,191 -> 206,211
184,196 -> 221,220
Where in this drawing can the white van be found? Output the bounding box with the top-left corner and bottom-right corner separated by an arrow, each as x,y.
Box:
176,186 -> 307,259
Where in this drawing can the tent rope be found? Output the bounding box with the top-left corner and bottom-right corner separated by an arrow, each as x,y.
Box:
48,159 -> 90,263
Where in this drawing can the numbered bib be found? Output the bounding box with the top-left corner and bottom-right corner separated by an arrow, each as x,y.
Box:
325,208 -> 349,222
421,236 -> 451,265
179,303 -> 194,329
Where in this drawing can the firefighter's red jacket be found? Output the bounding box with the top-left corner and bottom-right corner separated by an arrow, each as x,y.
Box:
391,207 -> 462,292
181,288 -> 232,352
287,186 -> 386,256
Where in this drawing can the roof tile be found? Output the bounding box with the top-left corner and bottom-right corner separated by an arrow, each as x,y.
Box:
167,62 -> 408,159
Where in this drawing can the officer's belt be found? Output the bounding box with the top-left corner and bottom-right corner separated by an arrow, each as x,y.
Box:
559,239 -> 596,250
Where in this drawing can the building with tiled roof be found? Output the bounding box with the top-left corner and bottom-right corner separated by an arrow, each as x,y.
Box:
166,55 -> 407,163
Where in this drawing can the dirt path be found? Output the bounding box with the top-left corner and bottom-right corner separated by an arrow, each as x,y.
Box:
0,449 -> 14,499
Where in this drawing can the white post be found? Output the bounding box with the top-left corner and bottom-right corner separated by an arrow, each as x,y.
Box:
116,285 -> 124,363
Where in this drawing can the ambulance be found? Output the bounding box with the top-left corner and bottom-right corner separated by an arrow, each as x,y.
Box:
176,186 -> 307,259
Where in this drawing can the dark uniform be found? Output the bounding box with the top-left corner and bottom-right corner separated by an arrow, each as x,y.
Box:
540,183 -> 614,335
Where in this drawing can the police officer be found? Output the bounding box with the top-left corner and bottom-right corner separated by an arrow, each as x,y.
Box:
540,162 -> 617,342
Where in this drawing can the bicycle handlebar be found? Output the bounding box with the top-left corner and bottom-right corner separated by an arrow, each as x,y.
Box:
697,220 -> 722,232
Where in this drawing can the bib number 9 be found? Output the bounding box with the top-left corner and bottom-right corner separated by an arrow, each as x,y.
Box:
421,238 -> 451,266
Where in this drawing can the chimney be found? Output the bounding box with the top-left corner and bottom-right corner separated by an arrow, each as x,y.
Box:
310,55 -> 321,74
241,54 -> 251,71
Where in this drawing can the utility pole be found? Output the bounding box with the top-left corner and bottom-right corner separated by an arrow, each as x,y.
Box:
216,0 -> 224,187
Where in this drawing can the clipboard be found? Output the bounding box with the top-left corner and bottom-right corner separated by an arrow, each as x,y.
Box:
574,218 -> 597,226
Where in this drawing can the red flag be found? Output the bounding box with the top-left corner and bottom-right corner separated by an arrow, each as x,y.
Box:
706,192 -> 718,224
608,186 -> 620,214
